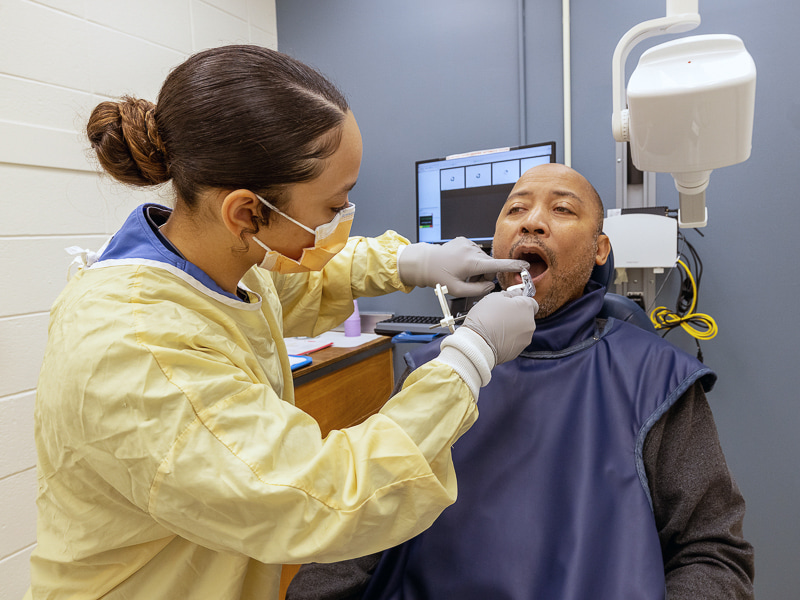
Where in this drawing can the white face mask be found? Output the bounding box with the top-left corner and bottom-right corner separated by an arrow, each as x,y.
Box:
252,195 -> 355,273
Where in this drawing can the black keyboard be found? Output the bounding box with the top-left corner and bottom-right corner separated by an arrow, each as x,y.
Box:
374,315 -> 451,336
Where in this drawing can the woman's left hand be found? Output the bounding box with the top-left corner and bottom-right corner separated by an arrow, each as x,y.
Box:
397,237 -> 529,298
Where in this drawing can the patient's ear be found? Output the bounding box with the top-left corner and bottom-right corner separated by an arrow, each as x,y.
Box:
595,233 -> 611,265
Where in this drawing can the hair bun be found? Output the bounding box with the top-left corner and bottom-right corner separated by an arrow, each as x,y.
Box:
87,96 -> 170,186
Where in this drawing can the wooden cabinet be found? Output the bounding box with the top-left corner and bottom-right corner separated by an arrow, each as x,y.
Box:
291,336 -> 394,436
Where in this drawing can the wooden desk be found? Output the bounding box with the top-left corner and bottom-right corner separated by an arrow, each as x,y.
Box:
279,335 -> 394,597
291,335 -> 394,435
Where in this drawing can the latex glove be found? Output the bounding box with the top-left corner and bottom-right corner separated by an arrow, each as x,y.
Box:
437,288 -> 539,399
398,237 -> 530,297
460,288 -> 539,364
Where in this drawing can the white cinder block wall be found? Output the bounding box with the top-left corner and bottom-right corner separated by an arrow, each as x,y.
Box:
0,1 -> 278,597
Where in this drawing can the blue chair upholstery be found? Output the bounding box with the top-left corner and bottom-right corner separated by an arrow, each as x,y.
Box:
590,244 -> 657,334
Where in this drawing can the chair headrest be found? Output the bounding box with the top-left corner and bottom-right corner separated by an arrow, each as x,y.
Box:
599,293 -> 657,333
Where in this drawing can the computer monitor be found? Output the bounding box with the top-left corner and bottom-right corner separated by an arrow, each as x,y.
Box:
416,141 -> 556,247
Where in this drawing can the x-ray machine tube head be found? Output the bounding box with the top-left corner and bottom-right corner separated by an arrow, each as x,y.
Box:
611,1 -> 757,228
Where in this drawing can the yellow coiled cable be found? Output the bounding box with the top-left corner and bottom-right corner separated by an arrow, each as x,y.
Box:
649,259 -> 718,340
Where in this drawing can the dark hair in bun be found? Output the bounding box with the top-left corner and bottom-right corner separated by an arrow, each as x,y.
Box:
86,45 -> 349,210
87,97 -> 169,186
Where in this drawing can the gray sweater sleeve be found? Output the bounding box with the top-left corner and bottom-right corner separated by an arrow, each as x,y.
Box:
644,381 -> 755,599
285,553 -> 381,600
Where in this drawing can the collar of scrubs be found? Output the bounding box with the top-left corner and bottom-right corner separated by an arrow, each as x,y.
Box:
522,281 -> 606,354
144,205 -> 186,259
93,203 -> 259,307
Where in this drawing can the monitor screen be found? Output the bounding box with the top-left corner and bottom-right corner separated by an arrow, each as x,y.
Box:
415,141 -> 556,247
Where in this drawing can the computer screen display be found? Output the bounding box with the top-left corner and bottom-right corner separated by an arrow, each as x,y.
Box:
416,141 -> 556,246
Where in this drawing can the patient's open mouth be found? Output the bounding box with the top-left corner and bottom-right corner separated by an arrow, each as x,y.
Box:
516,250 -> 549,280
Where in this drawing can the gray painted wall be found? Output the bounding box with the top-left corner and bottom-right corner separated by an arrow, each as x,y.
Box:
277,1 -> 800,597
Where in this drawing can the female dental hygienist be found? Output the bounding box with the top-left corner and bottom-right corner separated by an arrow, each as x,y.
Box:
26,46 -> 537,600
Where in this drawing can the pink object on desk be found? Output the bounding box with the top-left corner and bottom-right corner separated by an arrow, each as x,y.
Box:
344,299 -> 361,337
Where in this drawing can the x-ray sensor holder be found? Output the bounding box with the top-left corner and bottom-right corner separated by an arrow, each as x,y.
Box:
434,284 -> 457,334
508,270 -> 535,298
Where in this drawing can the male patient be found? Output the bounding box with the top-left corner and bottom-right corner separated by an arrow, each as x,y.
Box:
287,163 -> 754,600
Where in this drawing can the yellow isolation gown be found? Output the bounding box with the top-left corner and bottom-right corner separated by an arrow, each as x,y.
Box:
27,205 -> 477,599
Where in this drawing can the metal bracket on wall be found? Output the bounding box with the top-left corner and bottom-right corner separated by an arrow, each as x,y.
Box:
615,140 -> 657,310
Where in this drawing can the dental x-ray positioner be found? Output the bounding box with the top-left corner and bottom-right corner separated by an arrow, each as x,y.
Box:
604,0 -> 756,310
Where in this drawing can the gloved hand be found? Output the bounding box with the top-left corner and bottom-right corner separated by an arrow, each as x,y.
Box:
398,237 -> 530,297
436,288 -> 539,399
460,288 -> 539,364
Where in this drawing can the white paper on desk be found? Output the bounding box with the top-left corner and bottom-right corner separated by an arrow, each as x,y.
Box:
295,330 -> 383,350
323,330 -> 382,348
283,337 -> 333,355
284,331 -> 382,353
